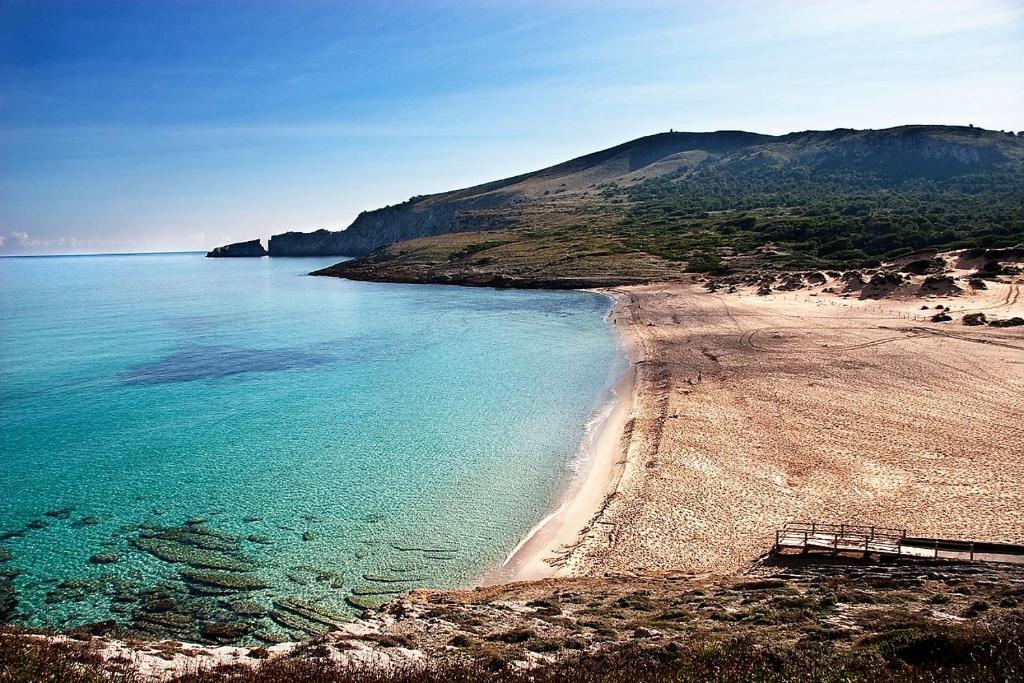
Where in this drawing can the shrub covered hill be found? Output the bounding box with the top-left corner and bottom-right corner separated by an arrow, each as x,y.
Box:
240,125 -> 1023,287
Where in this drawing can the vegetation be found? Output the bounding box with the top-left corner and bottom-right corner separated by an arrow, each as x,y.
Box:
3,620 -> 1022,682
313,126 -> 1024,283
607,165 -> 1024,270
4,559 -> 1023,682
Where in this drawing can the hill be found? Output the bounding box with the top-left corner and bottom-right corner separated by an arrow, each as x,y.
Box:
302,125 -> 1023,286
207,125 -> 1024,284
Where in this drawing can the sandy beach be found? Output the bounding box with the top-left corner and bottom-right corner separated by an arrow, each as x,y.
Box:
513,276 -> 1024,579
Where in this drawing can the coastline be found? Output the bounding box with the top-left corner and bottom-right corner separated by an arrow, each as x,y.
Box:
11,273 -> 1024,678
496,290 -> 640,582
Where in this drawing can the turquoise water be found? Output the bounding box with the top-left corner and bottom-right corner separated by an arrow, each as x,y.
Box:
0,253 -> 622,642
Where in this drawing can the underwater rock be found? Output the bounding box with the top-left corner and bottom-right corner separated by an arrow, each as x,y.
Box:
44,507 -> 75,520
346,595 -> 389,612
26,519 -> 49,530
272,597 -> 346,629
0,570 -> 17,621
228,599 -> 269,617
138,591 -> 179,613
268,608 -> 330,636
201,620 -> 253,644
314,569 -> 343,585
132,537 -> 253,571
243,515 -> 262,523
0,549 -> 11,563
45,578 -> 95,604
179,568 -> 270,593
363,574 -> 426,584
131,525 -> 254,572
161,525 -> 240,551
301,531 -> 316,542
285,571 -> 309,586
0,530 -> 26,541
350,585 -> 404,597
246,534 -> 272,545
74,516 -> 102,527
89,553 -> 120,565
391,544 -> 459,554
132,610 -> 194,636
252,629 -> 291,645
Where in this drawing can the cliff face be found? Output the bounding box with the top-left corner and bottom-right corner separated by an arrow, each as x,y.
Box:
206,239 -> 267,257
268,191 -> 518,256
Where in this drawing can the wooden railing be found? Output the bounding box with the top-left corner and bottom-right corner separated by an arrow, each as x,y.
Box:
773,522 -> 907,557
771,522 -> 1024,564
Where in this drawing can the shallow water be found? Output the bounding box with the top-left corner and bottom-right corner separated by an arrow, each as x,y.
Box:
0,253 -> 622,642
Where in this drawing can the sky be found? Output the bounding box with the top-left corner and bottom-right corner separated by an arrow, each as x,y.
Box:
0,1 -> 1021,255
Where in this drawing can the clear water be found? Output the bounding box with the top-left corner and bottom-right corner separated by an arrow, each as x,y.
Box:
0,253 -> 622,641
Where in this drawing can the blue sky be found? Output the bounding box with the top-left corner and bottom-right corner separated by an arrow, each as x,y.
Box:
1,1 -> 1021,255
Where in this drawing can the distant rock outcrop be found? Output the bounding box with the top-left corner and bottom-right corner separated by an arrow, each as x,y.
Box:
206,240 -> 267,258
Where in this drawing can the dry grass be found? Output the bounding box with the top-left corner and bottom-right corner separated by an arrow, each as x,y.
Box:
3,618 -> 1022,683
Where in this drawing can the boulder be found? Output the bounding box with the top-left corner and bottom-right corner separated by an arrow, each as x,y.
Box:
920,275 -> 963,296
962,313 -> 987,326
902,258 -> 944,275
805,271 -> 827,285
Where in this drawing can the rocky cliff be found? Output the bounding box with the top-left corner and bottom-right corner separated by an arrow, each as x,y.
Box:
206,239 -> 267,257
267,190 -> 517,256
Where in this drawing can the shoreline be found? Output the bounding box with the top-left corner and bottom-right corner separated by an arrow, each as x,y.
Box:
495,290 -> 640,582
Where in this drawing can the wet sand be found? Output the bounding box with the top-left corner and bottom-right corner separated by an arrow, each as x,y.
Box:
500,297 -> 638,581
514,278 -> 1024,578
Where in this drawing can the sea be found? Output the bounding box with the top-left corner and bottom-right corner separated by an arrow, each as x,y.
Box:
0,252 -> 623,643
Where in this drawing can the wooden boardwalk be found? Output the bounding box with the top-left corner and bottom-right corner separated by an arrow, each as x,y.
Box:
772,522 -> 1024,564
773,522 -> 906,558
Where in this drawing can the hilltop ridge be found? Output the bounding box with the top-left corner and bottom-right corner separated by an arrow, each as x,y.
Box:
206,125 -> 1024,286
